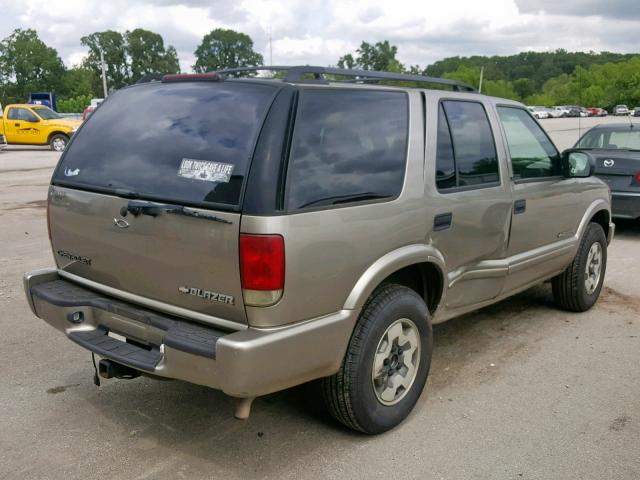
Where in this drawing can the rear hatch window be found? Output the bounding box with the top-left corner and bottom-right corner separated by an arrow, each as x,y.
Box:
53,81 -> 277,208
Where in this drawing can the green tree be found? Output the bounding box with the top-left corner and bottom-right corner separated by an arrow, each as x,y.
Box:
125,28 -> 180,83
338,41 -> 403,71
443,65 -> 519,99
442,65 -> 480,88
483,80 -> 519,100
81,30 -> 129,90
193,29 -> 263,72
58,94 -> 92,113
426,49 -> 636,93
513,78 -> 536,99
0,29 -> 66,105
63,66 -> 98,98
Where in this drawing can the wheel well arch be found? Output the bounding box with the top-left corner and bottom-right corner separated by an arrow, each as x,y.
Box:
379,263 -> 443,315
590,209 -> 610,238
343,245 -> 447,315
47,131 -> 69,143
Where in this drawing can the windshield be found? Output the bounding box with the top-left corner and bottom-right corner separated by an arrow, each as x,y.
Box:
32,106 -> 62,120
54,81 -> 277,208
577,128 -> 640,150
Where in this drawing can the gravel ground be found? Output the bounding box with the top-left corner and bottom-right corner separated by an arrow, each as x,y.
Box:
0,117 -> 638,479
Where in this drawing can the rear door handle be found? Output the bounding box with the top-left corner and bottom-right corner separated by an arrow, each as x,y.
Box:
433,212 -> 453,231
514,199 -> 526,215
14,123 -> 20,127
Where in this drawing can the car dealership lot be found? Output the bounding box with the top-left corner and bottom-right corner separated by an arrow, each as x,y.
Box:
1,118 -> 639,479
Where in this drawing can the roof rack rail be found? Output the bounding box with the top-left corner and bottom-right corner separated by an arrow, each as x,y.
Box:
217,66 -> 476,92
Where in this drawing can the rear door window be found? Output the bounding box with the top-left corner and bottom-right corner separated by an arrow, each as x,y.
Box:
54,81 -> 277,208
286,89 -> 408,210
436,100 -> 500,190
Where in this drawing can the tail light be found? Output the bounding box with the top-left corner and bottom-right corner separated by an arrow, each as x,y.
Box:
239,234 -> 285,306
635,172 -> 640,183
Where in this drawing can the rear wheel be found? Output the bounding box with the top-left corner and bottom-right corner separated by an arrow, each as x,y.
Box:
322,284 -> 432,434
49,134 -> 69,152
552,222 -> 607,312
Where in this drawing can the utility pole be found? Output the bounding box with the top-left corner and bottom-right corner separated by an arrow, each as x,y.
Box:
478,66 -> 484,93
99,49 -> 108,98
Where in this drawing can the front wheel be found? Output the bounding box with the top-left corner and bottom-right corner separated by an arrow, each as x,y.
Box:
552,222 -> 607,312
49,133 -> 69,152
322,284 -> 432,434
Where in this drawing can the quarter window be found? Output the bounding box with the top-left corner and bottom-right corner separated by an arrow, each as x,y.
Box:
287,89 -> 408,210
497,107 -> 561,180
436,100 -> 500,190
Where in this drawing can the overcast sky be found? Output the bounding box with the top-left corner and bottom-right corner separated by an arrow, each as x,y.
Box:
1,0 -> 639,71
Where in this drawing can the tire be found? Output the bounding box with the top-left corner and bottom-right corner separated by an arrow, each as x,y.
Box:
49,133 -> 69,152
552,222 -> 607,312
322,284 -> 432,434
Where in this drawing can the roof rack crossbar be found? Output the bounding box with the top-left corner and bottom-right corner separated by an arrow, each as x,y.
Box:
216,66 -> 475,92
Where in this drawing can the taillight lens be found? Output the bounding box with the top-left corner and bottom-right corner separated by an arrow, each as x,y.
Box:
239,234 -> 284,306
635,171 -> 640,183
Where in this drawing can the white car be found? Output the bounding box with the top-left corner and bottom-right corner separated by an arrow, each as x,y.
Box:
527,106 -> 550,119
544,107 -> 563,118
614,105 -> 630,116
552,106 -> 570,117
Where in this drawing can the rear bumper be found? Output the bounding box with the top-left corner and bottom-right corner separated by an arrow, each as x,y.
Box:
24,269 -> 359,398
612,192 -> 640,220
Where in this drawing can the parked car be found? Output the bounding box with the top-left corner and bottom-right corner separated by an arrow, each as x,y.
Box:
614,105 -> 630,116
575,123 -> 640,219
82,98 -> 104,121
0,104 -> 81,151
562,106 -> 590,117
587,107 -> 608,117
552,106 -> 570,117
544,107 -> 564,118
634,107 -> 640,117
527,106 -> 549,119
566,107 -> 583,117
24,66 -> 614,434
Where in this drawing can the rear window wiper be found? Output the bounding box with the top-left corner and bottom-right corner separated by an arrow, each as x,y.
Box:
298,192 -> 391,209
122,200 -> 232,224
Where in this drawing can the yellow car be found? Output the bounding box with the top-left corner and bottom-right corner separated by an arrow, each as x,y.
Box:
0,104 -> 82,151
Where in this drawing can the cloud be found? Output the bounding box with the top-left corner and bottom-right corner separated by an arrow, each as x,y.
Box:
515,0 -> 640,19
1,0 -> 639,74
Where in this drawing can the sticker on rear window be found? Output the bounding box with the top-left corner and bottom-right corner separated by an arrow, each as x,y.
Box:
177,159 -> 234,183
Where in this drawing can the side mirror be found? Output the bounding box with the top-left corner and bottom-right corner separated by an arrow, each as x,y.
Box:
561,149 -> 595,178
